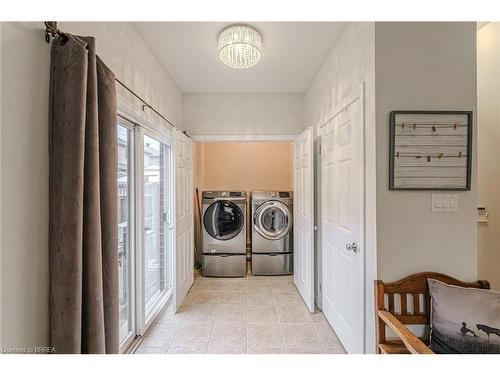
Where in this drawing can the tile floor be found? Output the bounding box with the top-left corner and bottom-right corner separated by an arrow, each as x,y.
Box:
135,273 -> 346,354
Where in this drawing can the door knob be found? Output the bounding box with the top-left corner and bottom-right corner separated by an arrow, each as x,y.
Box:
345,242 -> 358,253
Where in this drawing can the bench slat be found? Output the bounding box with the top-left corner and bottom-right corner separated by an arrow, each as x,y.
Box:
400,293 -> 407,315
388,294 -> 395,313
413,293 -> 420,315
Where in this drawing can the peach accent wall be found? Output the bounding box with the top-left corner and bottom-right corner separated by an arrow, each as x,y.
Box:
196,142 -> 293,192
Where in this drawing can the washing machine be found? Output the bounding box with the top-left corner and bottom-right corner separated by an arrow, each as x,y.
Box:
201,191 -> 247,277
251,191 -> 293,275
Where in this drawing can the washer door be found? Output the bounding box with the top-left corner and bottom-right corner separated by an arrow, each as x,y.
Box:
254,201 -> 292,240
204,200 -> 244,241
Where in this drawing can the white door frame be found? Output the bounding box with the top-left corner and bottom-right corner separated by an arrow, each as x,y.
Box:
315,82 -> 377,354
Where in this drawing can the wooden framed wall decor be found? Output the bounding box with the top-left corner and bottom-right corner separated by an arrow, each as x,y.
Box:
389,111 -> 473,190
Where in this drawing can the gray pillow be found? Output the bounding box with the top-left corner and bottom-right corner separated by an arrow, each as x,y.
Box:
428,278 -> 500,354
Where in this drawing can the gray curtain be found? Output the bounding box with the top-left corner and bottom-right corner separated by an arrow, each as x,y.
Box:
49,34 -> 119,354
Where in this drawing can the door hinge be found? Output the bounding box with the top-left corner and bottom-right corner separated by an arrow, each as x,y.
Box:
318,144 -> 322,155
319,283 -> 322,292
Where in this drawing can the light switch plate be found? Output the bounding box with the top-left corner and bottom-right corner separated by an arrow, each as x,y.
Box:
432,194 -> 458,213
477,206 -> 489,223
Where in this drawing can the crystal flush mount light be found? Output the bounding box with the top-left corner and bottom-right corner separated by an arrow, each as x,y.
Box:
218,25 -> 262,69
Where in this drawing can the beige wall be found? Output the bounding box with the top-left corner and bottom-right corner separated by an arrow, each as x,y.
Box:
375,23 -> 478,282
477,22 -> 500,291
184,93 -> 304,136
0,22 -> 183,349
1,22 -> 51,350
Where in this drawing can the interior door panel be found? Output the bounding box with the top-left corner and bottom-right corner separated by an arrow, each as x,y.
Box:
293,127 -> 315,313
321,83 -> 365,353
174,130 -> 194,311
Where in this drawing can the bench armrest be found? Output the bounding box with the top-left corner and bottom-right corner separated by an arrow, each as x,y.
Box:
378,310 -> 434,354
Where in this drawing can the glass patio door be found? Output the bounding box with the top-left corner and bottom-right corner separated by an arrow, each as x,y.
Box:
117,119 -> 136,351
139,130 -> 173,330
117,113 -> 173,352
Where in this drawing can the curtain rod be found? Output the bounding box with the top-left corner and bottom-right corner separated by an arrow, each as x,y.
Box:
44,21 -> 187,137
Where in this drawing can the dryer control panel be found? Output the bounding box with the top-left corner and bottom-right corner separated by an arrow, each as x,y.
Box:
202,191 -> 246,199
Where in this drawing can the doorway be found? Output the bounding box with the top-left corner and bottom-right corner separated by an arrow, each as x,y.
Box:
116,105 -> 175,353
193,140 -> 294,275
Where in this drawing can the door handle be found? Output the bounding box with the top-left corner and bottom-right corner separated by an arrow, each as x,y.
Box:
345,242 -> 358,253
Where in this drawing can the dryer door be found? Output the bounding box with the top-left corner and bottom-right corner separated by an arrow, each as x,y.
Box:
204,200 -> 244,241
254,201 -> 292,240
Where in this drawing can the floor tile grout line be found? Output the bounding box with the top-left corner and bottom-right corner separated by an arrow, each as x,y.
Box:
312,321 -> 327,350
245,317 -> 249,354
278,317 -> 289,353
165,323 -> 182,354
312,322 -> 346,353
166,306 -> 188,354
206,315 -> 217,354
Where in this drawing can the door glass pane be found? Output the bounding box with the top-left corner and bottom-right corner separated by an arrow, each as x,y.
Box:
143,134 -> 169,316
261,207 -> 287,232
203,200 -> 243,240
117,124 -> 133,344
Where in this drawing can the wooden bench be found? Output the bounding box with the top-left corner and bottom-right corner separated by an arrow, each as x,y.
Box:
375,272 -> 490,354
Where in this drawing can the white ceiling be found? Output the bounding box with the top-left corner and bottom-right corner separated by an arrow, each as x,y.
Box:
134,22 -> 346,93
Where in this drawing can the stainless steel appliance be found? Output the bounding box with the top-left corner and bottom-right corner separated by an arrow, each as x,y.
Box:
202,191 -> 247,277
251,191 -> 293,275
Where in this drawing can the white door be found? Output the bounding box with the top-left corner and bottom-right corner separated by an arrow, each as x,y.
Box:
321,83 -> 365,353
293,126 -> 315,313
174,130 -> 194,311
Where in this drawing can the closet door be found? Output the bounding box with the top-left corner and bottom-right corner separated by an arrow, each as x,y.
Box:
320,83 -> 365,353
293,126 -> 315,312
174,130 -> 194,311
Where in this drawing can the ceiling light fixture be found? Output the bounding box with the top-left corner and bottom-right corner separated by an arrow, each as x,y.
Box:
218,24 -> 262,69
